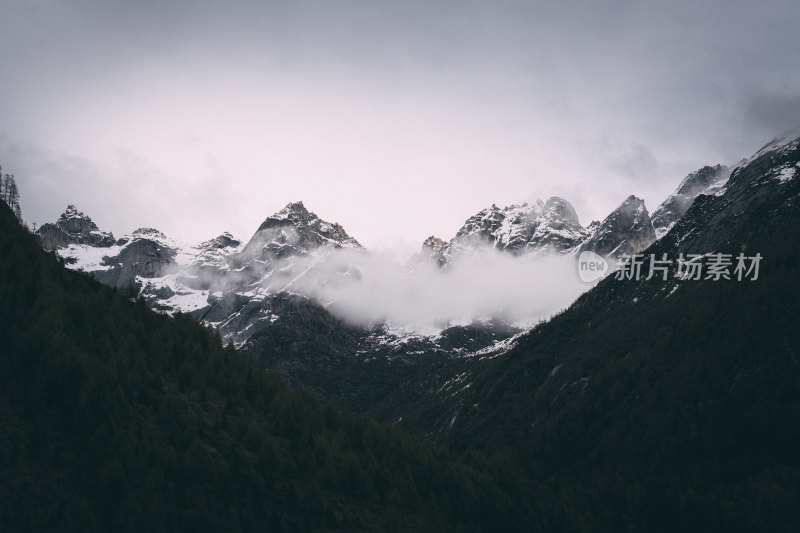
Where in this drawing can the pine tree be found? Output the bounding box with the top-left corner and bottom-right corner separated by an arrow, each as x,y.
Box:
8,175 -> 21,220
0,168 -> 7,202
0,171 -> 22,221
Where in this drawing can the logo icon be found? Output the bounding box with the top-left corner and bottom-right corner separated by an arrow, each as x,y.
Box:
577,251 -> 609,283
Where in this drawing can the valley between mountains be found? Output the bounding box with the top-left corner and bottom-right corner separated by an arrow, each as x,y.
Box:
6,129 -> 799,531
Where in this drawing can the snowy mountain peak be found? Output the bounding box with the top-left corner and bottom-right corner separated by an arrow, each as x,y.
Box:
676,165 -> 730,196
526,197 -> 587,253
271,201 -> 311,221
748,127 -> 800,164
725,127 -> 800,192
57,204 -> 99,231
613,195 -> 649,218
37,204 -> 115,250
656,125 -> 799,263
529,196 -> 574,223
61,204 -> 86,219
113,227 -> 176,249
652,164 -> 731,239
200,232 -> 241,250
239,202 -> 361,263
542,196 -> 580,226
32,128 -> 800,355
132,227 -> 168,240
422,236 -> 446,250
625,194 -> 642,205
429,196 -> 589,266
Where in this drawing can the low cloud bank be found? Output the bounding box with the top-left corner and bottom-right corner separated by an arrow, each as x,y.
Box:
264,247 -> 591,333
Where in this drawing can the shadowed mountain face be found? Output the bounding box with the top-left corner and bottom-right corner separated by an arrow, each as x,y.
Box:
578,195 -> 656,257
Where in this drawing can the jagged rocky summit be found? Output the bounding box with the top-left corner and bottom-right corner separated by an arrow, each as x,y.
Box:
37,204 -> 115,250
235,201 -> 361,265
429,197 -> 588,264
424,194 -> 659,267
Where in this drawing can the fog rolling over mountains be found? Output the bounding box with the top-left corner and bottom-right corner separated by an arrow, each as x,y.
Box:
36,161 -> 730,353
36,202 -> 628,344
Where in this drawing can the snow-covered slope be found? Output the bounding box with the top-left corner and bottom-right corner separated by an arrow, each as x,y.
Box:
36,206 -> 240,311
36,202 -> 373,346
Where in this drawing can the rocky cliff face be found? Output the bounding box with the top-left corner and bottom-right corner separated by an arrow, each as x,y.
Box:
419,236 -> 447,266
37,208 -> 179,290
579,195 -> 657,257
93,229 -> 178,289
36,205 -> 116,250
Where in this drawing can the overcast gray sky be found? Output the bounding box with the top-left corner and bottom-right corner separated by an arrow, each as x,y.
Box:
2,0 -> 799,255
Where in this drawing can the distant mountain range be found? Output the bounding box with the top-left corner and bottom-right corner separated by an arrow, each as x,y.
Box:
35,151 -> 733,354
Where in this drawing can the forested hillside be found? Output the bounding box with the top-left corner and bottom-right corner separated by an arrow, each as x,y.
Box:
0,202 -> 538,532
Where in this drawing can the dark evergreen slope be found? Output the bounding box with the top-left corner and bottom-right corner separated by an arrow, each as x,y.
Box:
0,202 -> 537,532
440,134 -> 800,531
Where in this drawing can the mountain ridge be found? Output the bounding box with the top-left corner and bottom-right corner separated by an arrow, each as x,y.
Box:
32,131 -> 799,358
